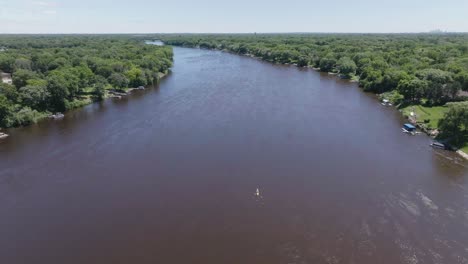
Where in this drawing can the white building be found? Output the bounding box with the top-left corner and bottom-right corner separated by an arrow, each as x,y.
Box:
1,72 -> 12,85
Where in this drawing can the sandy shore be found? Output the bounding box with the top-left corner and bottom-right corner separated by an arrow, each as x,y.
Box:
456,150 -> 468,160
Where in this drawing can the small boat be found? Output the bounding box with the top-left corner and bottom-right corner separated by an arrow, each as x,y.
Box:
381,99 -> 392,106
255,188 -> 260,197
430,141 -> 446,149
402,129 -> 416,135
0,132 -> 9,139
402,123 -> 417,135
50,112 -> 64,119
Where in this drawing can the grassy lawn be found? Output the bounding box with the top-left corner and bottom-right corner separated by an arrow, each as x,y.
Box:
401,104 -> 449,129
461,144 -> 468,153
82,87 -> 93,92
401,104 -> 468,154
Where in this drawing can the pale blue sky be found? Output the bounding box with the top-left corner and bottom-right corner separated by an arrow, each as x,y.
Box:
0,0 -> 467,33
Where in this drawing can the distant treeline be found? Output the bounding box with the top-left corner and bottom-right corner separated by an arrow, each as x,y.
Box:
0,36 -> 173,128
161,33 -> 467,149
162,34 -> 468,102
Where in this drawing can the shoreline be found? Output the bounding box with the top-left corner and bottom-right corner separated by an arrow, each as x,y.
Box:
0,72 -> 169,133
177,45 -> 468,160
457,150 -> 468,160
89,71 -> 170,107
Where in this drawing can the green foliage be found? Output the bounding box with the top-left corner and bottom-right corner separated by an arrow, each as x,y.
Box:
47,73 -> 70,111
381,69 -> 409,93
12,107 -> 48,126
0,83 -> 19,102
337,57 -> 356,78
380,90 -> 404,105
401,104 -> 448,129
64,98 -> 92,110
94,83 -> 106,101
438,102 -> 468,147
12,69 -> 37,88
0,35 -> 173,127
19,85 -> 50,111
0,54 -> 15,72
14,58 -> 32,70
319,55 -> 336,72
397,78 -> 427,103
93,75 -> 108,101
0,94 -> 12,127
161,33 -> 468,147
125,66 -> 147,87
161,33 -> 468,104
297,56 -> 309,67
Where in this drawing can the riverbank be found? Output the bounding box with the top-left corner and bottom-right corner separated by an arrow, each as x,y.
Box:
398,104 -> 468,159
78,71 -> 170,111
457,150 -> 468,160
172,44 -> 468,160
3,46 -> 467,264
0,36 -> 174,129
0,72 -> 169,133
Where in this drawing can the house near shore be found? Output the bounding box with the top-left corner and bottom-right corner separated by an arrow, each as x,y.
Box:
1,72 -> 12,85
458,90 -> 468,98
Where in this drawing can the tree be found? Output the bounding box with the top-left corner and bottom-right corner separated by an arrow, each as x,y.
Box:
12,107 -> 43,126
397,78 -> 427,103
337,57 -> 357,78
93,76 -> 107,101
108,73 -> 129,89
0,83 -> 19,102
47,74 -> 70,111
12,69 -> 37,88
361,68 -> 384,92
0,94 -> 12,127
446,82 -> 462,100
319,56 -> 336,72
48,68 -> 80,97
14,58 -> 32,70
19,85 -> 50,111
0,54 -> 14,73
381,69 -> 409,92
125,66 -> 147,87
72,65 -> 95,90
416,69 -> 453,104
454,72 -> 468,91
26,78 -> 48,87
297,56 -> 309,67
0,35 -> 174,127
438,103 -> 468,147
32,53 -> 54,73
48,57 -> 69,71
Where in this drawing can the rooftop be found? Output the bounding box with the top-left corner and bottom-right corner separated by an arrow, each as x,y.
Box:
1,72 -> 12,85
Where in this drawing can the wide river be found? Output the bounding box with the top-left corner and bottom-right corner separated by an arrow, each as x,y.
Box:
1,47 -> 468,264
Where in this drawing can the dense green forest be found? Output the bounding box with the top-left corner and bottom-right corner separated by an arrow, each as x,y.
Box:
0,35 -> 173,128
161,33 -> 468,151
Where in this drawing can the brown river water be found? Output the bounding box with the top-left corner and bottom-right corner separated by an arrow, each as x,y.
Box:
1,47 -> 468,264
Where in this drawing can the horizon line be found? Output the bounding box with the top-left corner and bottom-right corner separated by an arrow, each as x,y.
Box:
1,31 -> 468,35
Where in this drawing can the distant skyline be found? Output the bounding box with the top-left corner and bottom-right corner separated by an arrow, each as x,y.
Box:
1,0 -> 467,34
